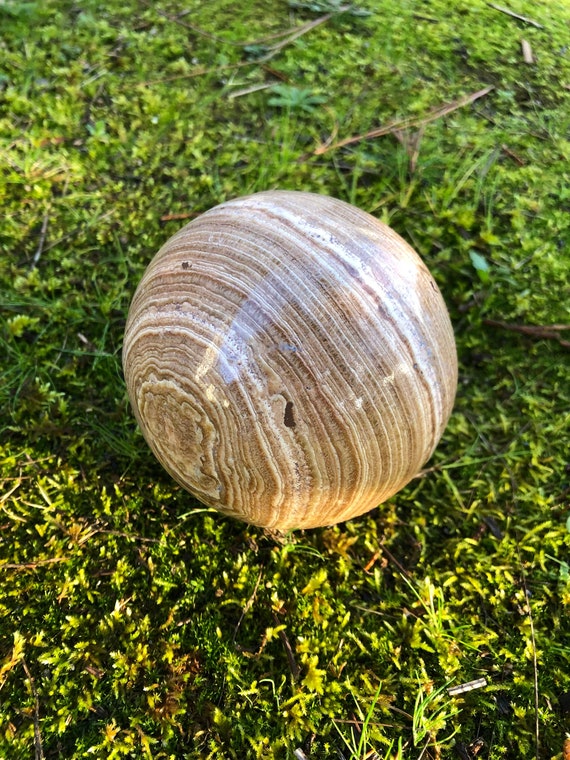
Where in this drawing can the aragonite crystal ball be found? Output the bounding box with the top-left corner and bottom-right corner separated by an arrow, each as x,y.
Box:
122,191 -> 457,530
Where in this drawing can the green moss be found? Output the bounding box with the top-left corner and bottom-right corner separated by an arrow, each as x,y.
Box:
1,0 -> 569,757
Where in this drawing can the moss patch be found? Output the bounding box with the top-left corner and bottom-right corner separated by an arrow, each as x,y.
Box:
1,0 -> 569,757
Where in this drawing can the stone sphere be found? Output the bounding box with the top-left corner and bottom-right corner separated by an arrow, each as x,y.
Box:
123,191 -> 457,530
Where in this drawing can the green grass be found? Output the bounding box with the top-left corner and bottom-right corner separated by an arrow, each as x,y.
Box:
1,0 -> 569,757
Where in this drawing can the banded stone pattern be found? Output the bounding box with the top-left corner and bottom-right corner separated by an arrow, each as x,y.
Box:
122,191 -> 457,530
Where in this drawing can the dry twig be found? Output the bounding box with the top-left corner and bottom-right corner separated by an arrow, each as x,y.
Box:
515,544 -> 540,756
273,612 -> 300,680
22,659 -> 45,760
137,6 -> 340,88
240,8 -> 351,64
501,144 -> 525,165
228,82 -> 275,99
314,86 -> 494,155
412,13 -> 439,23
232,568 -> 263,642
32,213 -> 49,267
392,125 -> 426,174
154,5 -> 341,48
39,210 -> 114,255
149,3 -> 345,68
378,543 -> 412,578
1,557 -> 67,570
486,3 -> 543,28
484,319 -> 570,348
363,550 -> 381,573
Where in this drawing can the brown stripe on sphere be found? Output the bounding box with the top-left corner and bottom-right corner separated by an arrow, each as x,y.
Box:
123,190 -> 458,530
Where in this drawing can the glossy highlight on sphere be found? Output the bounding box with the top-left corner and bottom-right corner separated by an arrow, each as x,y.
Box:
122,191 -> 458,530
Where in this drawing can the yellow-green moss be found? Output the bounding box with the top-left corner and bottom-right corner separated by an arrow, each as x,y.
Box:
1,0 -> 569,757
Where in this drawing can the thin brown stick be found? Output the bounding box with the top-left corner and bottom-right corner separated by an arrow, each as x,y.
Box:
155,6 -> 337,48
138,7 -> 340,89
484,319 -> 570,348
1,557 -> 67,570
273,612 -> 300,680
417,736 -> 431,760
501,143 -> 525,165
138,56 -> 287,88
40,210 -> 114,254
515,543 -> 540,755
22,659 -> 45,760
363,550 -> 381,573
32,213 -> 49,267
137,63 -> 240,88
392,125 -> 426,175
233,568 -> 263,642
155,7 -> 238,44
278,628 -> 300,681
378,543 -> 412,579
1,480 -> 22,504
490,432 -> 539,759
228,82 -> 275,99
333,717 -> 393,728
412,13 -> 439,23
149,0 -> 346,77
314,86 -> 494,155
93,529 -> 161,544
250,9 -> 350,64
486,3 -> 543,28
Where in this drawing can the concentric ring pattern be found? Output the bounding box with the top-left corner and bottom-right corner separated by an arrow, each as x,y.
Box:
122,191 -> 457,529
